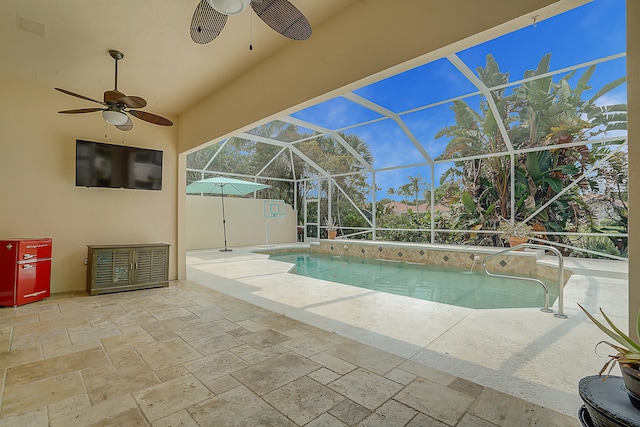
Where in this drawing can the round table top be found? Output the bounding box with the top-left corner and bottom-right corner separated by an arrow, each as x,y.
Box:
579,376 -> 640,427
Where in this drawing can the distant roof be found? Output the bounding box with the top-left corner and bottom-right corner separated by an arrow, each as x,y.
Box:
385,202 -> 449,214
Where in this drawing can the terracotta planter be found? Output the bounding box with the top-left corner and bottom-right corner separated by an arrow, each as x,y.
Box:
328,230 -> 337,240
620,364 -> 640,409
508,236 -> 529,250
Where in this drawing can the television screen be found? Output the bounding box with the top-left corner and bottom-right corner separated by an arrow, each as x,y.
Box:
76,140 -> 163,190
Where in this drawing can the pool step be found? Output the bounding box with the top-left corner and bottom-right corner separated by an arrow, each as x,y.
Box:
537,257 -> 628,280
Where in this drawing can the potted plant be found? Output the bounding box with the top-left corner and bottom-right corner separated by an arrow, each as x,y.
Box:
325,217 -> 338,239
497,220 -> 534,249
578,303 -> 640,410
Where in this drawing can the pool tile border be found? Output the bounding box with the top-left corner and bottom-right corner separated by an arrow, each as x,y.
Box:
312,240 -> 570,283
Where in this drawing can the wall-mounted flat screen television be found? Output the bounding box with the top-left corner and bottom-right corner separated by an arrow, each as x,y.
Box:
76,140 -> 163,190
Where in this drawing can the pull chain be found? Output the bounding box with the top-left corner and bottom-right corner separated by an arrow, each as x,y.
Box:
249,11 -> 253,50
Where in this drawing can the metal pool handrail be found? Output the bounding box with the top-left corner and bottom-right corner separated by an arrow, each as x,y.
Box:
481,243 -> 567,319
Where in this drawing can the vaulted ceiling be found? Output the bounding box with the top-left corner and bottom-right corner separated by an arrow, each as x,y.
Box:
0,0 -> 354,117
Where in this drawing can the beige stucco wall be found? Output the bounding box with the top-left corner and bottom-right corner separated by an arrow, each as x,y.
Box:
185,196 -> 296,250
0,72 -> 178,293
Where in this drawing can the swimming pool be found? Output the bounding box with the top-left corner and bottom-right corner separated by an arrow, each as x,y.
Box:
268,251 -> 558,310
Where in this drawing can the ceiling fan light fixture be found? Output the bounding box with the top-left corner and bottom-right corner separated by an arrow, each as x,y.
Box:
102,110 -> 128,125
206,0 -> 250,15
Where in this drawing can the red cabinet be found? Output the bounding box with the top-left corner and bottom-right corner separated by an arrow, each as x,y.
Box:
0,238 -> 52,306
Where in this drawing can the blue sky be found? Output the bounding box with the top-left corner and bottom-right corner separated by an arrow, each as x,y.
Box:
289,0 -> 626,201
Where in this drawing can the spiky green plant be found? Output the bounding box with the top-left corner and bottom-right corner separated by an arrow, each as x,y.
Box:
578,304 -> 640,375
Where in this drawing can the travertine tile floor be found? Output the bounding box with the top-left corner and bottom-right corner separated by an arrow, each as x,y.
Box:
0,281 -> 579,426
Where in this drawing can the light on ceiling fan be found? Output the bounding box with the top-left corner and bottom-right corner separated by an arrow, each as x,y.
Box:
102,110 -> 128,126
206,0 -> 251,15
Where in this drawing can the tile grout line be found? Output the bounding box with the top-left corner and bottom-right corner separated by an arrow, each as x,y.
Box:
0,360 -> 5,417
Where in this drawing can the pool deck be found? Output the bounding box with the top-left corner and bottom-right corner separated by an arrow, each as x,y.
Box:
186,242 -> 629,420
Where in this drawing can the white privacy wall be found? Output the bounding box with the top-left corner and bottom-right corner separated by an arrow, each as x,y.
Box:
186,195 -> 297,250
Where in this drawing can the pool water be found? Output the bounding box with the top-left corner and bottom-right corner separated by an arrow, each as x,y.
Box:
268,252 -> 558,310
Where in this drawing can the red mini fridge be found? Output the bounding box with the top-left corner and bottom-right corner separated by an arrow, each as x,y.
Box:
0,238 -> 52,306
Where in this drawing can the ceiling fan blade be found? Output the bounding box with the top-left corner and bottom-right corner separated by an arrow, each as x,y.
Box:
55,88 -> 105,106
116,116 -> 134,131
104,90 -> 126,104
119,95 -> 147,109
129,110 -> 173,126
105,90 -> 147,109
190,0 -> 228,44
251,0 -> 312,41
58,108 -> 104,114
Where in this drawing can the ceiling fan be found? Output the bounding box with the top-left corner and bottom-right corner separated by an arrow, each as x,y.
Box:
190,0 -> 311,45
55,50 -> 173,131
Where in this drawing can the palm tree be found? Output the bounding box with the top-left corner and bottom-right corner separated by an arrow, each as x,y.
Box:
398,184 -> 412,207
387,187 -> 396,202
422,185 -> 433,210
435,55 -> 513,220
408,175 -> 424,214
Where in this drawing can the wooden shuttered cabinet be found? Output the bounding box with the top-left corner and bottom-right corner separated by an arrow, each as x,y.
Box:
135,246 -> 169,285
87,244 -> 169,296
